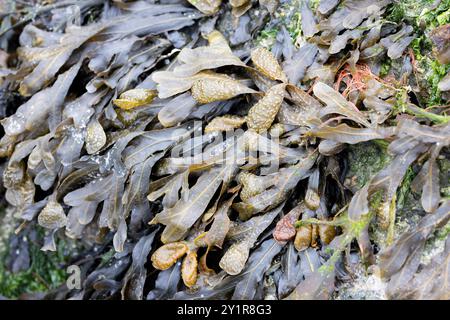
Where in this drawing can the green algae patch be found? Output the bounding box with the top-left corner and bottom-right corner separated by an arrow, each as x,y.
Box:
0,231 -> 68,299
386,0 -> 450,107
254,0 -> 305,48
345,142 -> 391,191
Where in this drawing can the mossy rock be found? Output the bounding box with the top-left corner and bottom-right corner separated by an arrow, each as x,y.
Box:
344,142 -> 391,192
0,213 -> 69,299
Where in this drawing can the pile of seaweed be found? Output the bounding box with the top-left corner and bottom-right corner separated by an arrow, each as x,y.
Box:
0,0 -> 449,300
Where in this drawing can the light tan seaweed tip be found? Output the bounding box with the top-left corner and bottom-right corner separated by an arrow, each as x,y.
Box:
251,47 -> 288,82
37,201 -> 68,229
113,89 -> 157,110
247,83 -> 286,133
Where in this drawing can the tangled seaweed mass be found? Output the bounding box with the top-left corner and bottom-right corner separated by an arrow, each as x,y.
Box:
0,0 -> 449,300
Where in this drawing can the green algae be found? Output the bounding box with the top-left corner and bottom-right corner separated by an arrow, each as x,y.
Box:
386,0 -> 450,107
0,229 -> 68,299
254,0 -> 304,48
345,142 -> 391,190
